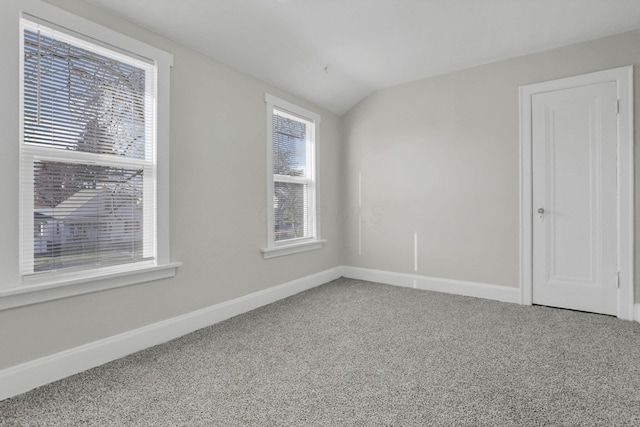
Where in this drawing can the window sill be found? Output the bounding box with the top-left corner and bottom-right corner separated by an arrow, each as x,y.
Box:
0,262 -> 182,311
261,239 -> 326,259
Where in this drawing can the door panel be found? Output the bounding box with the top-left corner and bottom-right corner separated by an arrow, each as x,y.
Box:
532,82 -> 617,315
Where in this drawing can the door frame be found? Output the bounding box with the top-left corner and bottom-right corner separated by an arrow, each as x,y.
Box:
519,66 -> 634,320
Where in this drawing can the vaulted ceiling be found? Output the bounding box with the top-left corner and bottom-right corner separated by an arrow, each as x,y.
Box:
82,0 -> 640,115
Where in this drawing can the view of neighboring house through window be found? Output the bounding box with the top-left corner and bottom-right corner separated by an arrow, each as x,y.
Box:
266,94 -> 320,247
21,19 -> 157,276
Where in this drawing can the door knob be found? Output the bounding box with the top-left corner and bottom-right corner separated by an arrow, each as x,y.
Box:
537,208 -> 545,214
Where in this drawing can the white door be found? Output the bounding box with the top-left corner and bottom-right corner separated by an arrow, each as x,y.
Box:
532,81 -> 618,315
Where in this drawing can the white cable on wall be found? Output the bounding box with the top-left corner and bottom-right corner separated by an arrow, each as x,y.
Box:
414,232 -> 418,272
358,172 -> 362,256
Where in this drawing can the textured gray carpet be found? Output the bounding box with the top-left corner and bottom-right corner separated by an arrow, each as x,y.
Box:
1,277 -> 640,426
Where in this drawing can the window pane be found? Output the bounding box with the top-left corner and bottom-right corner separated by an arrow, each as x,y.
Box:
33,161 -> 145,272
274,182 -> 308,241
273,110 -> 308,177
23,29 -> 147,159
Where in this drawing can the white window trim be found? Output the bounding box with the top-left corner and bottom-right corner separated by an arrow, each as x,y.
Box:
0,262 -> 182,311
0,1 -> 179,311
261,93 -> 324,258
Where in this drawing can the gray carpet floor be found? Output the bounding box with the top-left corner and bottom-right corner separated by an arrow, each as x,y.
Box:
1,277 -> 640,426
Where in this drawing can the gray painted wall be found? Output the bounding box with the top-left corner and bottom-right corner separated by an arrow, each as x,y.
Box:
0,1 -> 638,373
0,0 -> 343,369
342,30 -> 640,299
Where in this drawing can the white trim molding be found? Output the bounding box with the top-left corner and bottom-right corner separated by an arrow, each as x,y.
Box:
0,0 -> 177,309
342,266 -> 520,304
0,262 -> 182,311
634,304 -> 640,323
519,66 -> 634,320
263,93 -> 322,258
0,266 -> 343,401
261,239 -> 326,259
1,264 -> 630,402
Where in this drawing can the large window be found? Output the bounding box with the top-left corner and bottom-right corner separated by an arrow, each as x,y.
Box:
262,94 -> 324,259
19,18 -> 163,281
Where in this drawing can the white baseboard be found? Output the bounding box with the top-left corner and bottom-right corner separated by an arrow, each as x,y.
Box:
342,266 -> 521,304
1,264 -> 628,402
0,266 -> 343,402
635,304 -> 640,323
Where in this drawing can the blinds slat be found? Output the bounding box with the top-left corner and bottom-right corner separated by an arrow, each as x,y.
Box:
272,106 -> 314,242
22,23 -> 156,276
23,28 -> 148,161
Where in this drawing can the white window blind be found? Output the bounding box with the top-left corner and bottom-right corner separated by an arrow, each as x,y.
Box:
20,20 -> 157,277
271,105 -> 317,244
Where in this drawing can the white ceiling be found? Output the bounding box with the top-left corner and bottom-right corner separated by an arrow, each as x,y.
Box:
82,0 -> 640,115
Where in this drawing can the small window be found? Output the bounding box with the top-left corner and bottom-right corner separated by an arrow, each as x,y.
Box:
20,19 -> 157,277
262,94 -> 324,259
